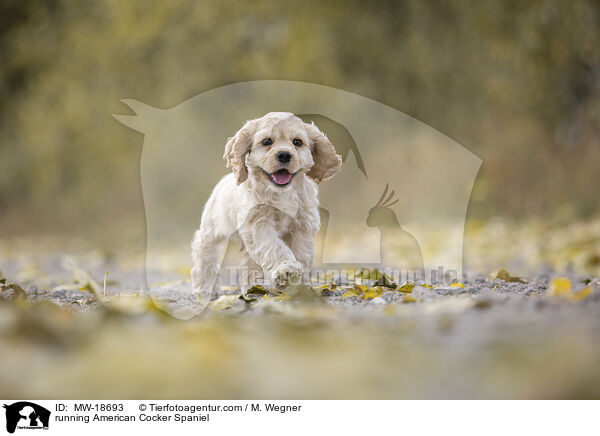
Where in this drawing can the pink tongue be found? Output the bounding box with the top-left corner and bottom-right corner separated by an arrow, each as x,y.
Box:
272,170 -> 292,185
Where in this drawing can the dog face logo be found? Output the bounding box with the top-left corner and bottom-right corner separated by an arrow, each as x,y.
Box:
113,80 -> 481,318
3,402 -> 50,433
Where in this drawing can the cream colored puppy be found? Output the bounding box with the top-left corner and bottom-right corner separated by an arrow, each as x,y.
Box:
191,112 -> 342,300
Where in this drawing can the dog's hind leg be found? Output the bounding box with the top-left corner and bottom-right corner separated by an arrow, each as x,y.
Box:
191,230 -> 227,303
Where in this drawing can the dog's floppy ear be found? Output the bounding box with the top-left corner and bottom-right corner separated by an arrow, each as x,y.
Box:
224,119 -> 256,185
304,122 -> 342,183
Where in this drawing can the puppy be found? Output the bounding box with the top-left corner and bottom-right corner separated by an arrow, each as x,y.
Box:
191,112 -> 342,300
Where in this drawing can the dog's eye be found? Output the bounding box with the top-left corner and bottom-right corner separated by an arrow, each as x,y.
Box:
292,139 -> 302,147
261,138 -> 273,146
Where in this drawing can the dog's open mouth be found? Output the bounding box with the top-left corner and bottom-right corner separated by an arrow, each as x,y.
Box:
268,169 -> 295,186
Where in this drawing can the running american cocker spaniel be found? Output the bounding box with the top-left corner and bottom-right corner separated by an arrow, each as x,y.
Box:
191,112 -> 342,300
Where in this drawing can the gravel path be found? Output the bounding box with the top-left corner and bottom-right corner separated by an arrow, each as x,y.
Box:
1,250 -> 600,399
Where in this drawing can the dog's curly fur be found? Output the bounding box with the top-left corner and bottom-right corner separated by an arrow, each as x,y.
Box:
191,112 -> 342,300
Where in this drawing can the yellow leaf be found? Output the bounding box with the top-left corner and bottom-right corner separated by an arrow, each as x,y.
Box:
361,287 -> 383,300
449,283 -> 465,288
397,283 -> 415,293
547,278 -> 593,302
341,290 -> 360,299
403,294 -> 417,303
572,286 -> 593,301
319,283 -> 337,292
547,277 -> 572,298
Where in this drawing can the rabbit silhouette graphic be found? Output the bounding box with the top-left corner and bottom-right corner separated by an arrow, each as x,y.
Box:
366,184 -> 424,270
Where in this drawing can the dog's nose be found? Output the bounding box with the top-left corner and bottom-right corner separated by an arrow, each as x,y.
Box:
276,151 -> 292,164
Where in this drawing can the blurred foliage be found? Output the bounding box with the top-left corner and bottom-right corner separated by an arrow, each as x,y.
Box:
0,0 -> 599,239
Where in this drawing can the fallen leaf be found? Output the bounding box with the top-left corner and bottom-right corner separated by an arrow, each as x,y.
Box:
547,277 -> 572,298
361,287 -> 383,300
572,286 -> 593,301
403,295 -> 417,303
494,268 -> 526,283
397,283 -> 415,293
547,277 -> 594,302
373,275 -> 396,289
246,285 -> 269,296
68,262 -> 102,297
319,283 -> 337,291
341,287 -> 363,299
2,282 -> 28,299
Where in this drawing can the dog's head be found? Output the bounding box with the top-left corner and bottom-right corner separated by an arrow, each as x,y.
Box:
224,112 -> 342,188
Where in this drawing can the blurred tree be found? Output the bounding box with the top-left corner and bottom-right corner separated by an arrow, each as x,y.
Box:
0,0 -> 598,238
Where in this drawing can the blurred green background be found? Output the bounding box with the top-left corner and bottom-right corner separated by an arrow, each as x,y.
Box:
0,0 -> 599,243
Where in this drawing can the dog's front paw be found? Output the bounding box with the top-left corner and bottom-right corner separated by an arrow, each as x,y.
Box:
271,261 -> 303,289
